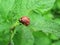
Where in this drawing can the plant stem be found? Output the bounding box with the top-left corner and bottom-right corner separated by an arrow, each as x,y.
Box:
11,21 -> 20,40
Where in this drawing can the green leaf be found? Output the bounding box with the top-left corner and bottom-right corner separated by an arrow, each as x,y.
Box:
13,25 -> 34,45
34,0 -> 55,13
56,0 -> 60,9
0,29 -> 10,45
11,0 -> 55,19
0,1 -> 15,44
43,12 -> 54,20
28,11 -> 60,37
0,0 -> 15,15
54,18 -> 60,25
33,31 -> 51,45
52,41 -> 60,45
0,22 -> 11,45
49,33 -> 59,40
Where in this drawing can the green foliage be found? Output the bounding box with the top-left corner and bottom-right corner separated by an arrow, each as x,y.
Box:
0,0 -> 60,45
52,41 -> 60,45
13,25 -> 34,45
33,31 -> 51,45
